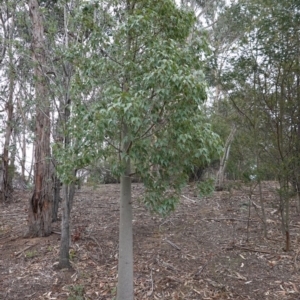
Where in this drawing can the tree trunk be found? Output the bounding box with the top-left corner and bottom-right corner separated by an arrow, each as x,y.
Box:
216,125 -> 236,189
20,130 -> 27,182
26,0 -> 52,237
56,3 -> 77,267
52,161 -> 61,222
58,183 -> 75,268
117,124 -> 133,300
258,180 -> 267,238
1,42 -> 15,202
117,3 -> 134,298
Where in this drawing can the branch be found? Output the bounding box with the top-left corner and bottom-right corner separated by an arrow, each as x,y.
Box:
100,48 -> 124,67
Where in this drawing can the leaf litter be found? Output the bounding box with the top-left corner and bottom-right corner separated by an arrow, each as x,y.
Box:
0,182 -> 299,299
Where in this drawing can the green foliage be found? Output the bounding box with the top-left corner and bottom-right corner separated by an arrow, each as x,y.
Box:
214,0 -> 300,184
25,250 -> 37,259
197,178 -> 216,197
55,0 -> 222,214
67,285 -> 84,300
69,249 -> 76,261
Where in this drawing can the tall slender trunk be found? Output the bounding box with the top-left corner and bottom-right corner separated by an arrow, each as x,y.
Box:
296,39 -> 300,213
57,3 -> 76,267
258,179 -> 267,238
216,125 -> 236,189
52,161 -> 60,222
279,178 -> 290,251
117,2 -> 134,298
117,124 -> 133,300
21,131 -> 27,182
58,182 -> 75,268
26,0 -> 52,237
1,39 -> 15,202
8,130 -> 17,188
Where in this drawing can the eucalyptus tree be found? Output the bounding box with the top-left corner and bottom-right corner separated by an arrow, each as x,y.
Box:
181,0 -> 243,188
0,0 -> 16,202
50,0 -> 83,268
219,0 -> 300,250
26,0 -> 53,237
56,0 -> 221,298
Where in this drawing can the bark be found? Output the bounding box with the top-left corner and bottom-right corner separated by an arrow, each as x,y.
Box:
285,196 -> 290,251
2,97 -> 14,202
216,125 -> 236,189
117,124 -> 133,300
58,183 -> 75,268
26,0 -> 52,237
278,179 -> 291,251
52,162 -> 61,222
56,3 -> 77,268
20,130 -> 27,182
258,180 -> 267,238
1,34 -> 15,202
9,131 -> 17,189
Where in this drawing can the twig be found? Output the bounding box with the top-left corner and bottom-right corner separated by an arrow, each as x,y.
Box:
147,269 -> 153,297
86,235 -> 103,255
159,219 -> 174,229
182,195 -> 197,203
192,288 -> 202,295
294,250 -> 299,272
204,217 -> 258,222
251,200 -> 261,209
232,245 -> 271,254
166,276 -> 184,283
15,244 -> 36,257
194,260 -> 210,276
52,231 -> 61,235
25,292 -> 36,298
164,239 -> 181,250
157,258 -> 177,271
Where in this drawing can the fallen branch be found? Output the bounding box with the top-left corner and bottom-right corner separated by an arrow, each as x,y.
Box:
164,239 -> 181,250
14,244 -> 36,257
182,195 -> 197,203
231,245 -> 271,254
86,235 -> 103,255
194,260 -> 210,277
166,276 -> 184,283
204,217 -> 258,222
52,231 -> 61,235
294,250 -> 299,272
146,269 -> 154,297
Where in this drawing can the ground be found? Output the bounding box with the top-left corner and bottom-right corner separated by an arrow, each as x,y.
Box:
0,182 -> 300,300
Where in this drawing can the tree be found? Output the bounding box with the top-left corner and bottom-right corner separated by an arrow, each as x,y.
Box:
218,0 -> 300,250
0,0 -> 18,202
56,0 -> 221,298
26,0 -> 52,237
56,1 -> 78,268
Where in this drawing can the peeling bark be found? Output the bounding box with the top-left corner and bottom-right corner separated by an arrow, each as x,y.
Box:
26,0 -> 52,237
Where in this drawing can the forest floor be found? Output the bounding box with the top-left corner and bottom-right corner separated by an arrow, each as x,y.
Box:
1,182 -> 300,300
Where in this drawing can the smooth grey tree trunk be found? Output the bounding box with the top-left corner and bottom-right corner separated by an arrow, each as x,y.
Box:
117,124 -> 133,300
117,172 -> 133,300
117,3 -> 133,297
